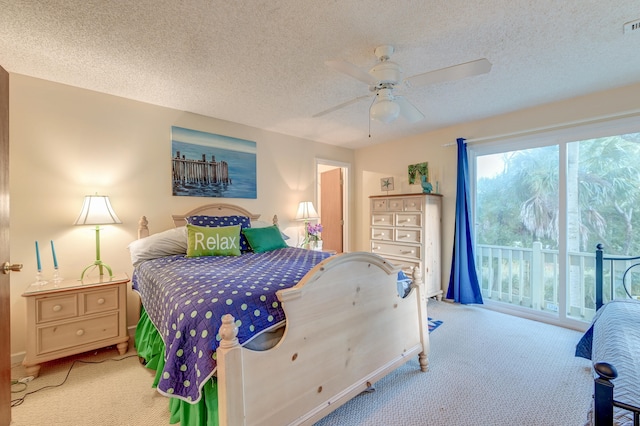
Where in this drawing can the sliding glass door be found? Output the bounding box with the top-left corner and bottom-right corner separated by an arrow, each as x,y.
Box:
471,126 -> 640,328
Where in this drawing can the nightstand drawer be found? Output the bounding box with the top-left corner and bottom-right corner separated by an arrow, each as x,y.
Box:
371,242 -> 421,260
37,294 -> 78,323
38,312 -> 120,355
83,287 -> 119,315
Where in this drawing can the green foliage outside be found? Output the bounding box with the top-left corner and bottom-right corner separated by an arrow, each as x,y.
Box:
476,132 -> 640,256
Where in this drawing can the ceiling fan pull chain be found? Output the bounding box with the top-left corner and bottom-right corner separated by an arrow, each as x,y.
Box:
368,95 -> 377,138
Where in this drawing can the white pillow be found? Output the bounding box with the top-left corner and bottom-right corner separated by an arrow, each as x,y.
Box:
128,226 -> 188,266
251,220 -> 290,240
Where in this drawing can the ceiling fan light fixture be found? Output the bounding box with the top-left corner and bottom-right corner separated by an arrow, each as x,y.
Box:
370,99 -> 400,123
370,88 -> 400,123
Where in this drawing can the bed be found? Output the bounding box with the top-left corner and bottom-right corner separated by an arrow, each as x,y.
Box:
576,244 -> 640,425
130,203 -> 430,426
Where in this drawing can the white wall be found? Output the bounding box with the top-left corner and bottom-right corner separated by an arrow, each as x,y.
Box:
353,82 -> 640,297
10,73 -> 640,361
8,74 -> 354,358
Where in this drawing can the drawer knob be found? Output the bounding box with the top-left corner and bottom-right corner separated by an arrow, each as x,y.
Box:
52,305 -> 62,312
405,234 -> 410,238
97,298 -> 105,305
76,329 -> 85,336
401,250 -> 415,255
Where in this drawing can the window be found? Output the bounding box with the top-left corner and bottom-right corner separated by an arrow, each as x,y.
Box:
471,117 -> 640,328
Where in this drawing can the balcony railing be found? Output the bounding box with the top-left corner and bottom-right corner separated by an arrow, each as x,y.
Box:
476,242 -> 640,323
476,242 -> 595,321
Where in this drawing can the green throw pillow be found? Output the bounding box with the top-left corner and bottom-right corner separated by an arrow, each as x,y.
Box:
242,225 -> 288,253
186,224 -> 241,257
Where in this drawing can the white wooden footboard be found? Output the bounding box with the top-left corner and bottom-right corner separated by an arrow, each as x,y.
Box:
217,252 -> 429,426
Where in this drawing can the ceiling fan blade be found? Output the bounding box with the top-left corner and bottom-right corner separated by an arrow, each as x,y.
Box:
405,58 -> 492,88
313,95 -> 371,118
395,96 -> 425,123
325,60 -> 378,86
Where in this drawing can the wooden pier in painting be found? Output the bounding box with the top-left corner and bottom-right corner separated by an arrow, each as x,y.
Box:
172,152 -> 231,186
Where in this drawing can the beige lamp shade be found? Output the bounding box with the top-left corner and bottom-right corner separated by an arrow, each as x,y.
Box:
295,201 -> 319,220
74,195 -> 122,225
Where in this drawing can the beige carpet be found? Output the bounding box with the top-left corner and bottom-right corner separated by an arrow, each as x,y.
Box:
10,300 -> 594,426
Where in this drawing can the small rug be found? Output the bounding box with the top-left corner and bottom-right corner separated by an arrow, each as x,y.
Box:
428,318 -> 443,333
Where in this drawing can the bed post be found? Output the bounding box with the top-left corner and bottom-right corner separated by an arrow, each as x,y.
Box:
596,243 -> 604,310
411,264 -> 430,372
138,216 -> 149,239
593,362 -> 617,425
217,314 -> 246,426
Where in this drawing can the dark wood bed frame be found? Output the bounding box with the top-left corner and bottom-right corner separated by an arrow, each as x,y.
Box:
592,243 -> 640,425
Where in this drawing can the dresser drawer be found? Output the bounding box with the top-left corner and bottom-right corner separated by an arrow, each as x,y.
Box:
395,229 -> 421,243
37,312 -> 120,355
371,227 -> 393,241
385,257 -> 420,275
403,198 -> 423,211
371,242 -> 421,260
83,287 -> 119,315
387,198 -> 404,211
37,294 -> 78,324
395,213 -> 421,227
371,199 -> 388,211
372,213 -> 393,226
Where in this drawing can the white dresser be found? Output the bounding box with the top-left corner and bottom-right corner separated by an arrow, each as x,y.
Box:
370,193 -> 443,299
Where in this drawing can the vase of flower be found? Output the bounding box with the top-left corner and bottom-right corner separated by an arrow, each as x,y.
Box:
303,223 -> 323,250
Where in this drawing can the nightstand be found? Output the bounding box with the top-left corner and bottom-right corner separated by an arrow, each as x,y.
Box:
22,273 -> 129,378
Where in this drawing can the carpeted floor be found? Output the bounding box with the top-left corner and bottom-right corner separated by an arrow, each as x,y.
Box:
10,300 -> 593,426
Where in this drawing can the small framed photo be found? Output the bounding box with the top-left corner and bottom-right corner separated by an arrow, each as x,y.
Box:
380,177 -> 394,192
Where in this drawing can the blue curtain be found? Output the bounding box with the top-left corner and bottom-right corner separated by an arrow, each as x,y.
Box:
446,138 -> 483,304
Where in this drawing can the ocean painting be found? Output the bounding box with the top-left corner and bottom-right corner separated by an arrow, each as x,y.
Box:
171,126 -> 257,199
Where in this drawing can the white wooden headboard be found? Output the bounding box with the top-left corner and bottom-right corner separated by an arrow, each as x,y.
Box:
137,203 -> 280,240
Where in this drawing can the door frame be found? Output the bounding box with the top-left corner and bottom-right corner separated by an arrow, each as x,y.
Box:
315,158 -> 350,253
1,64 -> 11,425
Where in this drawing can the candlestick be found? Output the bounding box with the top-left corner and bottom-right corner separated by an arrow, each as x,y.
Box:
35,241 -> 42,272
51,240 -> 58,269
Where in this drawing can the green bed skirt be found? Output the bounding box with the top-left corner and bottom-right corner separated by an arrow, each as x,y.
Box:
134,307 -> 219,426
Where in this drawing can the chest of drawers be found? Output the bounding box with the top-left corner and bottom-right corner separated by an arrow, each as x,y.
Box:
370,193 -> 443,299
22,273 -> 129,377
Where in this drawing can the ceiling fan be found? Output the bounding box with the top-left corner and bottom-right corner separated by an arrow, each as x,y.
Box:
314,45 -> 492,124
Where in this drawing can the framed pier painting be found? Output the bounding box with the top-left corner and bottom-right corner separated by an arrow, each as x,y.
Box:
171,126 -> 257,199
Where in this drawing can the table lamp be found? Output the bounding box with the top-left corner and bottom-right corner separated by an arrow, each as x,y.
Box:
295,201 -> 319,247
74,194 -> 122,279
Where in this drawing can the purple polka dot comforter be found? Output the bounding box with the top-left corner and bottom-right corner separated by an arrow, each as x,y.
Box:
132,247 -> 331,403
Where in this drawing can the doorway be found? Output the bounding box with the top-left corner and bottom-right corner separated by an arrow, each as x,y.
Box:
316,159 -> 350,253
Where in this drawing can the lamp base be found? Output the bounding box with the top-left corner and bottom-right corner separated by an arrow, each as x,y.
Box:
80,260 -> 114,280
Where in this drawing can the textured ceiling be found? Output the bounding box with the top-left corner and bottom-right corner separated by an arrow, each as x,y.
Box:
1,1 -> 639,149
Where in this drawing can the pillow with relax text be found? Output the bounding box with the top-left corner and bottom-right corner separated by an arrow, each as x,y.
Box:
186,224 -> 241,257
242,225 -> 288,253
186,215 -> 251,252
